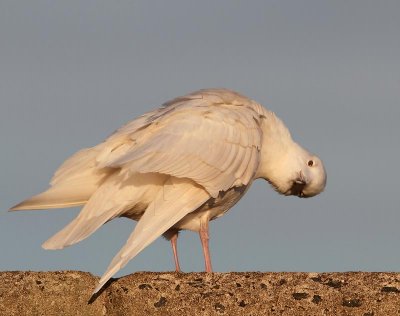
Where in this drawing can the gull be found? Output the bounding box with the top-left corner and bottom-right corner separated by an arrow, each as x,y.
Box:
11,89 -> 327,293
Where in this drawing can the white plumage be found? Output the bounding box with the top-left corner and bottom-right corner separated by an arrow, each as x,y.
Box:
11,89 -> 327,293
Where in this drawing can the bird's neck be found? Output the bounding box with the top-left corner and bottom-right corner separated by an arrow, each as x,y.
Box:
255,112 -> 302,184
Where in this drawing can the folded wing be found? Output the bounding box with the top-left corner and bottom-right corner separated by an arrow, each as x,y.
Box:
103,102 -> 262,197
93,177 -> 210,293
42,173 -> 166,249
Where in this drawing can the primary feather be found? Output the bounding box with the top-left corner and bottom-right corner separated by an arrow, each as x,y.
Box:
11,88 -> 326,293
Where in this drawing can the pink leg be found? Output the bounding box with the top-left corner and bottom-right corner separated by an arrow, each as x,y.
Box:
199,220 -> 213,272
170,233 -> 181,272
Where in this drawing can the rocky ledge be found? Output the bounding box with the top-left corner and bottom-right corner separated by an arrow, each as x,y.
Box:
0,271 -> 399,315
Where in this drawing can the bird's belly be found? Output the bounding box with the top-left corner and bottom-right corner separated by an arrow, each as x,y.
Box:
173,184 -> 249,232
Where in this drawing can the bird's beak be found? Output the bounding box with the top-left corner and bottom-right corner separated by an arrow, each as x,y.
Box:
294,170 -> 307,185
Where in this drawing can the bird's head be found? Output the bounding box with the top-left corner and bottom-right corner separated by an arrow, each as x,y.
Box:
255,109 -> 327,198
263,143 -> 327,198
281,153 -> 326,198
257,135 -> 327,198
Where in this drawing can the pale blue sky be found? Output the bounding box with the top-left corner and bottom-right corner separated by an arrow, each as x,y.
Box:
1,1 -> 399,278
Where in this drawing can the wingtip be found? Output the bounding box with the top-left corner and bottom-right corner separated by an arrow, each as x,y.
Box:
41,242 -> 51,250
92,283 -> 104,295
92,275 -> 113,294
41,240 -> 64,250
92,264 -> 121,295
9,202 -> 26,211
8,199 -> 46,211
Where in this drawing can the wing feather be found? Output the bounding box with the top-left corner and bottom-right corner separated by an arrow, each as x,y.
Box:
93,177 -> 210,293
235,144 -> 252,179
42,173 -> 166,249
103,105 -> 261,197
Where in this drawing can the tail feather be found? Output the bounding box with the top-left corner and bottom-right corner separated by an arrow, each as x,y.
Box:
11,147 -> 112,211
10,184 -> 90,211
9,173 -> 108,211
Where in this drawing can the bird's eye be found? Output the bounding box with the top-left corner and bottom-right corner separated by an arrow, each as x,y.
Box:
308,160 -> 314,167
